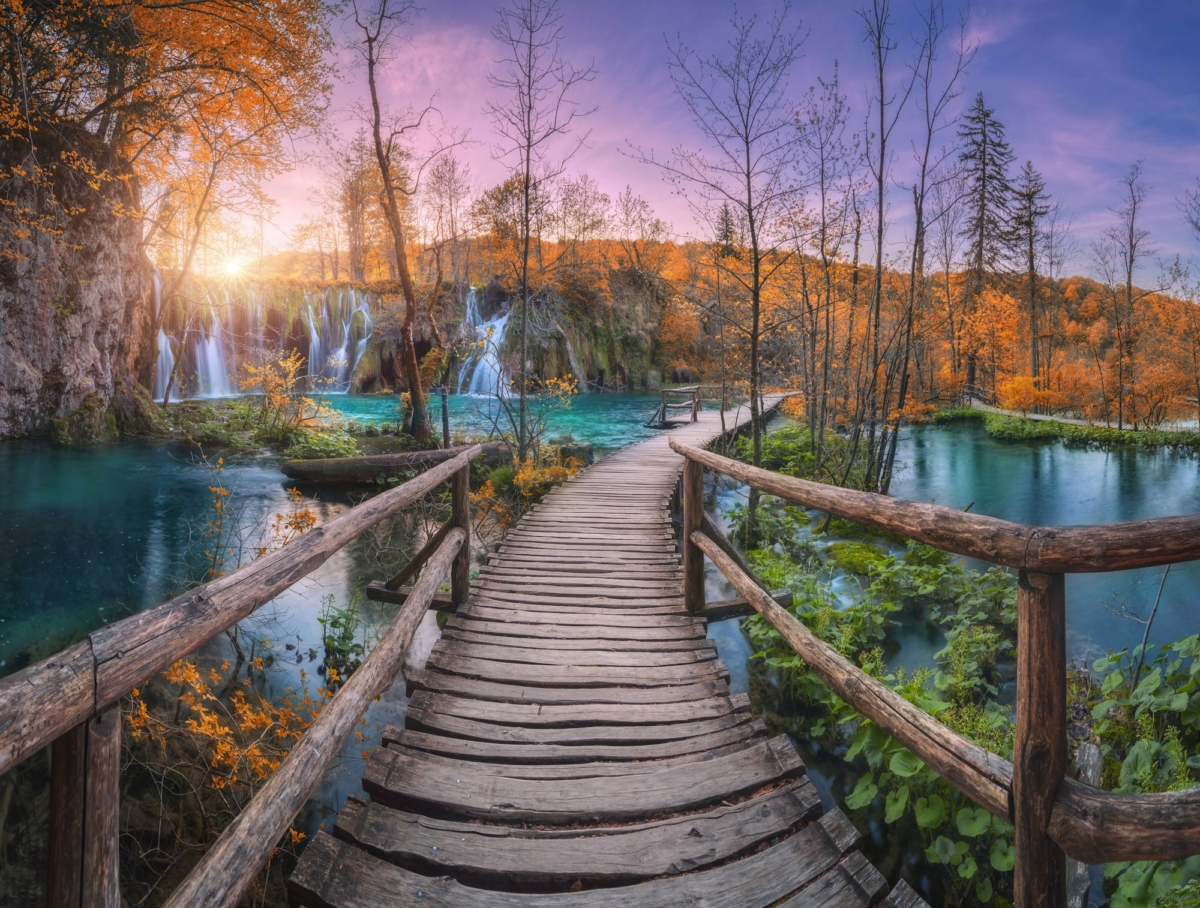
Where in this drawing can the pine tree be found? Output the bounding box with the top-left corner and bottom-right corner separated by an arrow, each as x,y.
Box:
1009,160 -> 1051,385
958,92 -> 1014,388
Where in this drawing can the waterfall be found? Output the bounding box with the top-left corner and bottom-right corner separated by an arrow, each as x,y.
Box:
151,281 -> 377,400
457,288 -> 511,397
194,318 -> 235,398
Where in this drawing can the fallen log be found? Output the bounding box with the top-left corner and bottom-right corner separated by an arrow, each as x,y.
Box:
282,441 -> 509,483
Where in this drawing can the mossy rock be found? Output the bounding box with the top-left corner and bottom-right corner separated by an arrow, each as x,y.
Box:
110,378 -> 165,436
826,517 -> 905,545
50,393 -> 118,446
825,541 -> 887,575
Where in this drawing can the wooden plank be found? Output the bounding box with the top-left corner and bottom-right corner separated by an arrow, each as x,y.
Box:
404,707 -> 755,746
333,780 -> 821,883
428,640 -> 717,668
879,881 -> 931,908
408,691 -> 748,727
405,669 -> 728,705
777,852 -> 888,907
290,808 -> 860,907
363,736 -> 803,822
439,627 -> 714,652
384,721 -> 766,764
424,653 -> 729,688
451,607 -> 701,628
444,617 -> 706,641
376,733 -> 765,778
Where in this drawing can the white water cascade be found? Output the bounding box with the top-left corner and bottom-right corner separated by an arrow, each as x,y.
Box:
151,281 -> 377,400
456,288 -> 511,397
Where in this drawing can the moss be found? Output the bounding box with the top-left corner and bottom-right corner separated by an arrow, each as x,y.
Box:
825,541 -> 888,575
825,517 -> 905,545
50,392 -> 118,446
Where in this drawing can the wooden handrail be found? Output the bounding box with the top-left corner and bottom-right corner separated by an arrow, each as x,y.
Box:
690,530 -> 1014,818
0,444 -> 480,779
669,440 -> 1200,573
673,438 -> 1200,908
164,528 -> 465,908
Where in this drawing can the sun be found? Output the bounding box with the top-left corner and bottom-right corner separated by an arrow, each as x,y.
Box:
221,257 -> 244,277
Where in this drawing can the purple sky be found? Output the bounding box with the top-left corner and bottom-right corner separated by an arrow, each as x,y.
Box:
265,0 -> 1200,280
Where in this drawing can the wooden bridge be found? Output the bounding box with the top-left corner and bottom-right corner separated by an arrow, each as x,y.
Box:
0,398 -> 1196,907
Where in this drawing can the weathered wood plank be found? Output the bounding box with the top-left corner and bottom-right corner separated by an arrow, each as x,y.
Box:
363,736 -> 803,822
440,627 -> 714,652
383,720 -> 767,764
428,640 -> 717,668
334,779 -> 821,883
424,653 -> 729,688
290,808 -> 860,907
776,851 -> 888,907
405,669 -> 729,704
404,707 -> 755,746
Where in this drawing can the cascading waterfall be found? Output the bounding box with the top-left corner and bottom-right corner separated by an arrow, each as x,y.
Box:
152,278 -> 377,400
457,287 -> 511,397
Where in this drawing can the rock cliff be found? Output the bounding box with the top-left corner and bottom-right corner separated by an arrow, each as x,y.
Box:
0,131 -> 154,438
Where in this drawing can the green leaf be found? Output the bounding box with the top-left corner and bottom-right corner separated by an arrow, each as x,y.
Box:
884,785 -> 909,823
1092,699 -> 1118,720
1119,741 -> 1153,788
845,775 -> 878,810
956,807 -> 991,838
928,835 -> 958,864
1167,693 -> 1189,713
976,877 -> 994,902
889,750 -> 924,778
958,854 -> 978,879
990,838 -> 1015,872
915,794 -> 947,829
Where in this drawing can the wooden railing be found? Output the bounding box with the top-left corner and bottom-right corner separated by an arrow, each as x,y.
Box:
0,444 -> 482,908
671,439 -> 1200,908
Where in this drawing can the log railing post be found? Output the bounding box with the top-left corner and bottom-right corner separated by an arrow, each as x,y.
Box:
47,706 -> 121,908
47,724 -> 87,908
681,457 -> 705,613
451,461 -> 471,604
1014,570 -> 1067,908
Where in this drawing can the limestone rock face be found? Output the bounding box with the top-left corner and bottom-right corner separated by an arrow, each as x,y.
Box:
0,136 -> 154,438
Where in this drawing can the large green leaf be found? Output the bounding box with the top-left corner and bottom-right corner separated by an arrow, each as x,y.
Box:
889,750 -> 924,778
845,775 -> 878,810
956,807 -> 992,838
884,785 -> 909,823
990,837 -> 1015,872
914,794 -> 947,829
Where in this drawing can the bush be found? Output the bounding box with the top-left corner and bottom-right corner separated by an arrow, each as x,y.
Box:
283,429 -> 359,460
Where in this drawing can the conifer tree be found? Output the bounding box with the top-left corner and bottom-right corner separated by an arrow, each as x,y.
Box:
1009,160 -> 1051,385
957,92 -> 1014,388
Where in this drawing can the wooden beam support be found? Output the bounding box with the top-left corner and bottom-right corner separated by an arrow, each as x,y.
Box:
1014,570 -> 1067,908
681,459 -> 705,613
384,519 -> 453,592
699,588 -> 793,621
82,707 -> 121,908
452,462 -> 471,605
47,724 -> 87,908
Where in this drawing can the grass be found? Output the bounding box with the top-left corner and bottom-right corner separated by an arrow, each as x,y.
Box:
934,407 -> 1200,449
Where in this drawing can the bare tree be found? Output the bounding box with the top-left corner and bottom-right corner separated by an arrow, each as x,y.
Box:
1092,162 -> 1156,429
637,4 -> 806,489
350,0 -> 461,443
486,0 -> 595,460
879,0 -> 973,492
1183,178 -> 1200,240
852,0 -> 916,491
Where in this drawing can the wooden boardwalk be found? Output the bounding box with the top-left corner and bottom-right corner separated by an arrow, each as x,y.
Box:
291,405 -> 919,907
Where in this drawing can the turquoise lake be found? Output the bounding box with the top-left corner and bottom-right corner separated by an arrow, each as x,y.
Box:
0,395 -> 1197,905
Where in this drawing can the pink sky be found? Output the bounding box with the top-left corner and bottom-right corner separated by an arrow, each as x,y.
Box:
262,0 -> 1200,281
